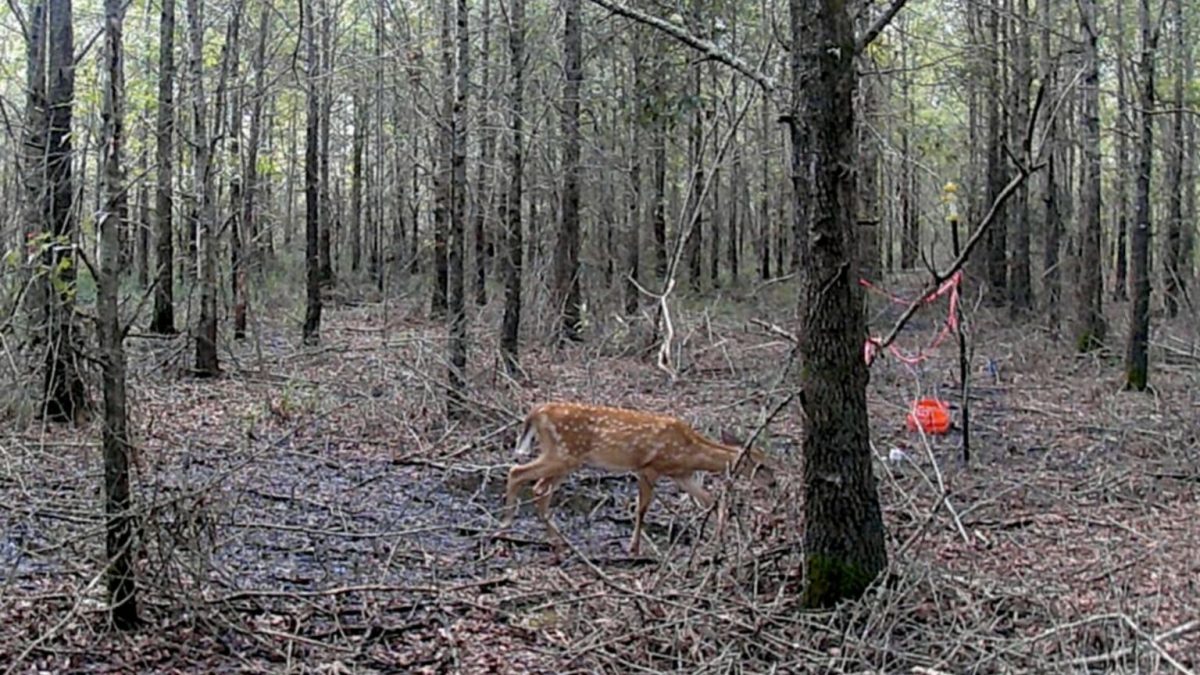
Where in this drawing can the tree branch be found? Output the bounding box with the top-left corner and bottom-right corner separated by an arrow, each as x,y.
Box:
855,0 -> 910,54
583,0 -> 778,92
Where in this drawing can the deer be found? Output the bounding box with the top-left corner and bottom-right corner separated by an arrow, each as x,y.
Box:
499,401 -> 777,555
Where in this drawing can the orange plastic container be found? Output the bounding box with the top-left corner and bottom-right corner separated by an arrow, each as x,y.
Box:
906,398 -> 951,434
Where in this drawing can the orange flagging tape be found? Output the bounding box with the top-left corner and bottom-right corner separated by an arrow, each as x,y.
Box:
861,271 -> 962,366
906,398 -> 952,434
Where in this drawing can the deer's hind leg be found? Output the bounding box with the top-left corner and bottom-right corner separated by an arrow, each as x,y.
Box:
502,459 -> 562,527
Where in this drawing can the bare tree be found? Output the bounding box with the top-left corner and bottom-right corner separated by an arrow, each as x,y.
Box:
1163,0 -> 1185,318
150,0 -> 177,335
25,0 -> 89,421
500,0 -> 526,373
447,0 -> 469,415
1008,0 -> 1033,313
1113,0 -> 1130,301
302,0 -> 322,344
1075,0 -> 1105,351
1126,0 -> 1159,389
98,0 -> 138,628
187,0 -> 219,375
555,0 -> 584,341
1038,0 -> 1063,332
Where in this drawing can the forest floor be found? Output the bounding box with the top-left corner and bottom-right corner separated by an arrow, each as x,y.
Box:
1,276 -> 1198,673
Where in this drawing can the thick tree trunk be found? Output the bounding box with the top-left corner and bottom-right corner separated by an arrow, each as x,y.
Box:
1039,0 -> 1061,333
447,0 -> 469,416
1008,0 -> 1032,314
1076,0 -> 1106,351
431,0 -> 452,319
795,0 -> 887,608
187,0 -> 219,376
984,3 -> 1008,302
1126,0 -> 1157,389
555,0 -> 584,341
500,0 -> 525,373
150,0 -> 176,334
1163,0 -> 1184,318
302,0 -> 322,344
472,0 -> 494,306
317,0 -> 334,285
1113,0 -> 1129,301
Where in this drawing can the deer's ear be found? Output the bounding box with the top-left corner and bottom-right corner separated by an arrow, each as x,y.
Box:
720,429 -> 745,447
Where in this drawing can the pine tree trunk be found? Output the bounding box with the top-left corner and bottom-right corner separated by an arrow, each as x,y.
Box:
500,0 -> 525,373
447,0 -> 469,415
795,0 -> 887,608
1126,0 -> 1157,389
150,0 -> 177,335
555,0 -> 584,341
1076,0 -> 1106,351
302,0 -> 322,344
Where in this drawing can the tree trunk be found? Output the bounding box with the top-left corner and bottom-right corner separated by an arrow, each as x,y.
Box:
98,0 -> 139,628
555,0 -> 584,341
985,3 -> 1008,301
472,0 -> 494,306
898,23 -> 918,270
350,87 -> 365,274
244,4 -> 269,274
1075,0 -> 1106,351
228,33 -> 245,340
1113,0 -> 1129,301
318,0 -> 334,285
623,41 -> 643,316
447,0 -> 469,416
652,75 -> 668,284
150,0 -> 177,334
1039,0 -> 1061,333
684,61 -> 704,291
431,0 -> 451,319
187,0 -> 219,375
856,44 -> 882,283
1126,0 -> 1157,389
1162,0 -> 1184,318
302,0 -> 322,344
500,0 -> 525,373
795,0 -> 887,608
1008,0 -> 1032,314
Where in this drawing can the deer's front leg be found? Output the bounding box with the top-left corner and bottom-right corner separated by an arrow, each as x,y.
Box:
630,473 -> 657,555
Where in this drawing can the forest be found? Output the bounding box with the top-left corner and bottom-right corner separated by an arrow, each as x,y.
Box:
1,0 -> 1198,670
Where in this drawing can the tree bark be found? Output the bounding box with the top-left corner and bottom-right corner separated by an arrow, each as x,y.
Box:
1075,0 -> 1106,351
984,2 -> 1008,301
795,0 -> 887,608
302,0 -> 322,344
472,0 -> 494,306
555,0 -> 584,341
1008,0 -> 1032,314
1112,0 -> 1129,301
98,0 -> 139,628
1126,0 -> 1157,390
1162,0 -> 1184,318
1038,0 -> 1061,333
150,0 -> 176,334
501,0 -> 525,373
447,0 -> 469,416
187,0 -> 220,376
623,40 -> 643,316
